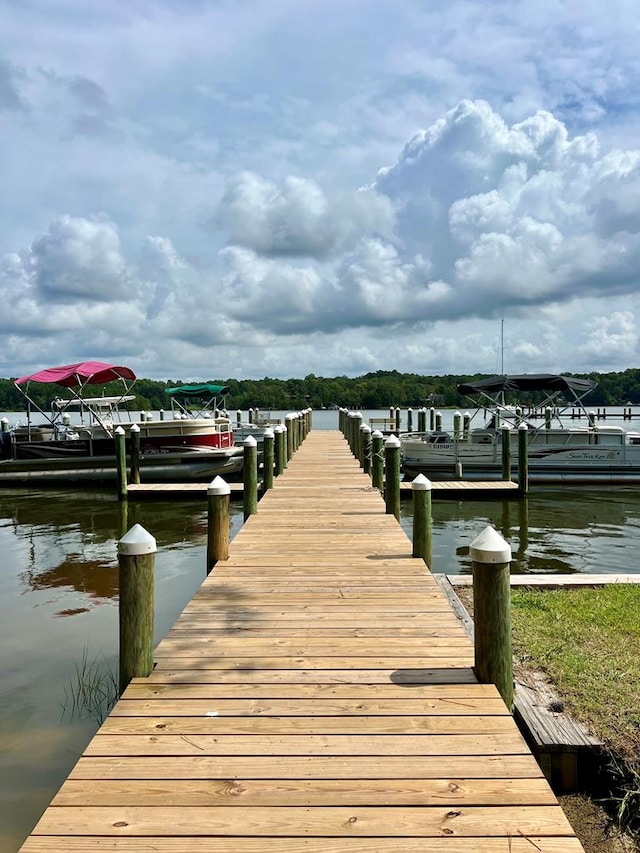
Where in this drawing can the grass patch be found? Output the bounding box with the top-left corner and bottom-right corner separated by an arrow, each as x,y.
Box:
510,585 -> 640,760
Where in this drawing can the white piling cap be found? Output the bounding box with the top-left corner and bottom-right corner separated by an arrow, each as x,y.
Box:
115,425 -> 125,435
118,523 -> 157,555
518,423 -> 528,431
412,473 -> 432,491
243,435 -> 257,447
371,429 -> 383,438
130,423 -> 140,433
361,423 -> 371,433
208,475 -> 231,496
501,423 -> 512,431
263,428 -> 274,439
385,434 -> 401,448
274,423 -> 285,433
469,526 -> 511,564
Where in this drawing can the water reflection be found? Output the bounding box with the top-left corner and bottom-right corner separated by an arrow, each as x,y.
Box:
0,488 -> 226,613
400,486 -> 640,577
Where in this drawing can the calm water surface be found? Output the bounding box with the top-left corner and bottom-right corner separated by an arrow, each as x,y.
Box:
2,408 -> 640,848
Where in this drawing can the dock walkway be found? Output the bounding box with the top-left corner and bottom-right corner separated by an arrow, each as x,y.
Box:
22,429 -> 583,851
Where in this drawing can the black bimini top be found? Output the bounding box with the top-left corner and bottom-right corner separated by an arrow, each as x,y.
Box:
457,374 -> 597,396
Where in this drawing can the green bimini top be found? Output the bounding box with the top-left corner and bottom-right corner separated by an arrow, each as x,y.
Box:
165,383 -> 229,397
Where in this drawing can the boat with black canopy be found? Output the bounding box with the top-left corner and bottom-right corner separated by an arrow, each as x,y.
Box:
401,373 -> 640,483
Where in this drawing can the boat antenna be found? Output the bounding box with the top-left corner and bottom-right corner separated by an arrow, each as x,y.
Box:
500,317 -> 504,374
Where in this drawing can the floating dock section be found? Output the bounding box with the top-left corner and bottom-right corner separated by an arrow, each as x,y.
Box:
21,429 -> 583,851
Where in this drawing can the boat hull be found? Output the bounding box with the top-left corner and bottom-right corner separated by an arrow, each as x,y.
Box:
0,447 -> 244,484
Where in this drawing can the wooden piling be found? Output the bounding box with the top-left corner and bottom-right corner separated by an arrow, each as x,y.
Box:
117,524 -> 156,695
243,436 -> 258,520
412,473 -> 432,566
129,423 -> 141,485
274,424 -> 286,476
501,424 -> 511,482
262,428 -> 275,490
285,415 -> 294,462
470,526 -> 513,710
207,476 -> 230,574
384,434 -> 401,521
518,424 -> 529,495
115,426 -> 127,501
371,429 -> 384,492
361,424 -> 372,475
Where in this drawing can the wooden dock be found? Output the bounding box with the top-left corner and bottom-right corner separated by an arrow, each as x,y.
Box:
126,478 -> 519,500
21,429 -> 583,851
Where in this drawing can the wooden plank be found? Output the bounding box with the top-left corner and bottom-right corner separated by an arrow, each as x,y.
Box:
52,777 -> 558,806
31,804 -> 575,837
445,572 -> 640,587
69,753 -> 545,780
19,837 -> 588,852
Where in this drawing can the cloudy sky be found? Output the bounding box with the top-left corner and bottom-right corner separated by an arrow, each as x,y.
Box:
2,0 -> 640,382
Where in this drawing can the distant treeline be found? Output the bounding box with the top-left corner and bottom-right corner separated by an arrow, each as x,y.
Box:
2,368 -> 640,414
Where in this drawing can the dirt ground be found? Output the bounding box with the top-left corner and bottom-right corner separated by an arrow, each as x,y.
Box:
559,793 -> 638,852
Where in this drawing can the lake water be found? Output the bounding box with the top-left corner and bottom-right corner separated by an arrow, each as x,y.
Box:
2,407 -> 640,849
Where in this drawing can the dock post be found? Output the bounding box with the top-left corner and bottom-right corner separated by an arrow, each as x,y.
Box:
395,407 -> 401,433
115,426 -> 128,501
274,424 -> 286,476
353,412 -> 363,461
371,430 -> 384,492
407,408 -> 413,432
429,407 -> 435,430
412,473 -> 432,566
435,411 -> 443,432
417,407 -> 426,433
236,410 -> 242,428
361,424 -> 372,475
117,524 -> 156,696
501,424 -> 512,481
453,411 -> 462,439
384,434 -> 401,521
463,411 -> 471,437
285,414 -> 294,463
243,436 -> 258,520
545,406 -> 552,429
588,411 -> 596,427
518,424 -> 529,495
130,423 -> 141,485
470,526 -> 513,710
262,428 -> 275,490
207,476 -> 230,574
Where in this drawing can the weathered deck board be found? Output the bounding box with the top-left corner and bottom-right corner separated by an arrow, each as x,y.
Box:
20,429 -> 584,852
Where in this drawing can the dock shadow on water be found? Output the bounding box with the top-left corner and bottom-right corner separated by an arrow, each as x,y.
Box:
0,484 -> 244,851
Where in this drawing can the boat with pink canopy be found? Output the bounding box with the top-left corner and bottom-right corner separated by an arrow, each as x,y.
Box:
1,361 -> 243,483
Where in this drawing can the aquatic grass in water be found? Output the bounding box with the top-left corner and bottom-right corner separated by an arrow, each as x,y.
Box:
61,647 -> 118,725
